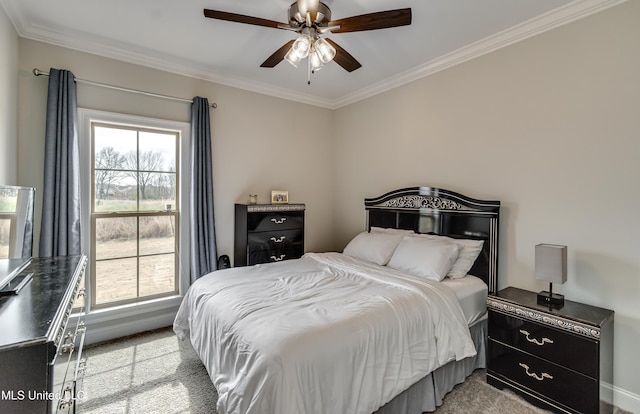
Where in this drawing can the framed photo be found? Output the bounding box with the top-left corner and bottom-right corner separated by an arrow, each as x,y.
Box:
271,190 -> 289,204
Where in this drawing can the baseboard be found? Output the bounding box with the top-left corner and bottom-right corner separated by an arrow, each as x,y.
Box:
606,381 -> 640,414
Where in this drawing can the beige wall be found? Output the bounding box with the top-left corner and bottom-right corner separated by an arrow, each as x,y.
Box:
16,39 -> 335,261
333,1 -> 640,407
0,5 -> 18,184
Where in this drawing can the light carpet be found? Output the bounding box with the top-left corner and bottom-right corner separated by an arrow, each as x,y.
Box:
78,327 -> 625,414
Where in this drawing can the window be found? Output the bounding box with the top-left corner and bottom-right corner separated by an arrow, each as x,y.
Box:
89,121 -> 181,308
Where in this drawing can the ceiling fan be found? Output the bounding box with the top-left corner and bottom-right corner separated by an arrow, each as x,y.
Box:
203,0 -> 411,83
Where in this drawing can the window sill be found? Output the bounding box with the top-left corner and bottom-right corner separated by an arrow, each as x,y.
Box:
71,295 -> 185,345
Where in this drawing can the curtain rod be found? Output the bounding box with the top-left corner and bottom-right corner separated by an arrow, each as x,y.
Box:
33,68 -> 217,109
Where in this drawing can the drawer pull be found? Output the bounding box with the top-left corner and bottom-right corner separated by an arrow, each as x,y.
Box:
58,384 -> 73,409
519,363 -> 553,381
270,217 -> 287,224
270,236 -> 286,243
61,331 -> 75,353
519,329 -> 553,346
270,254 -> 286,261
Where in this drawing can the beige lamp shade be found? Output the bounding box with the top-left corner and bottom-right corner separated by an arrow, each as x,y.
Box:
535,244 -> 567,284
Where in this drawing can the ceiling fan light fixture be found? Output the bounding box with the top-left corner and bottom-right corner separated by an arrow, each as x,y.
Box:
314,37 -> 336,63
309,50 -> 324,71
284,48 -> 303,67
291,34 -> 311,58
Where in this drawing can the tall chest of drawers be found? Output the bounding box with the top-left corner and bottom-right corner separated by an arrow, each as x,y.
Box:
487,287 -> 614,414
234,203 -> 305,266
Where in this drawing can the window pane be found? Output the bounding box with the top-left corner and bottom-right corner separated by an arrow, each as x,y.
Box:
95,217 -> 137,260
139,216 -> 175,256
139,254 -> 175,296
139,131 -> 176,172
95,257 -> 137,304
139,173 -> 176,211
94,172 -> 138,212
94,126 -> 137,171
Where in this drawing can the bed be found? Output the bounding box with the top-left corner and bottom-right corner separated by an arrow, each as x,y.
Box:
174,186 -> 500,414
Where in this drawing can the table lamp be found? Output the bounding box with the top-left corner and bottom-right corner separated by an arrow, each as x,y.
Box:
535,244 -> 567,307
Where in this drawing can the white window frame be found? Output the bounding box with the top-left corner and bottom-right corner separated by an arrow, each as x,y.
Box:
78,108 -> 190,321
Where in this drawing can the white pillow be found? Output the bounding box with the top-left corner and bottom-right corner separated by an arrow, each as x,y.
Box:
343,231 -> 404,266
387,236 -> 460,281
412,234 -> 484,279
370,226 -> 415,235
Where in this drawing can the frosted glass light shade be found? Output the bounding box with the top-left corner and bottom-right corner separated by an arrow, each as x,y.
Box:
292,35 -> 311,58
314,37 -> 336,63
284,49 -> 302,67
309,50 -> 323,71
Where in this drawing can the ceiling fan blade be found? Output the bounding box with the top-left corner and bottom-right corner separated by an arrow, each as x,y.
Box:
260,40 -> 296,68
324,39 -> 362,72
204,9 -> 291,30
328,8 -> 411,33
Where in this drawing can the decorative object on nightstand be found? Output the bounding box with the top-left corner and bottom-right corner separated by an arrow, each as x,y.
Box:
234,203 -> 305,266
535,243 -> 567,307
487,287 -> 614,414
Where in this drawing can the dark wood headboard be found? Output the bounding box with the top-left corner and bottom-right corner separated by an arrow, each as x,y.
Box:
365,187 -> 500,294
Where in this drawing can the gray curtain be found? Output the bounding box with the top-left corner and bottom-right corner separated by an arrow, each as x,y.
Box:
190,97 -> 217,281
39,68 -> 82,257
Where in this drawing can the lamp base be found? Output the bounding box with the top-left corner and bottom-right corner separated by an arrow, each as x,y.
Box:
537,291 -> 564,307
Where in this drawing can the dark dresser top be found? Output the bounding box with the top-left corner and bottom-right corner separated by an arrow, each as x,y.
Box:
0,255 -> 86,350
489,286 -> 614,328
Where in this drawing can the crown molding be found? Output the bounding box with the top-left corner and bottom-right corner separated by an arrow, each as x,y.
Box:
332,0 -> 628,108
6,0 -> 627,110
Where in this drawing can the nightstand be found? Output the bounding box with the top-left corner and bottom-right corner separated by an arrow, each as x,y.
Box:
487,287 -> 614,414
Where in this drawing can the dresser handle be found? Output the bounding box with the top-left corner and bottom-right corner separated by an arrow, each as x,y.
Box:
519,329 -> 553,346
270,236 -> 286,243
270,217 -> 287,224
61,331 -> 75,353
58,384 -> 73,409
519,363 -> 553,381
270,255 -> 286,261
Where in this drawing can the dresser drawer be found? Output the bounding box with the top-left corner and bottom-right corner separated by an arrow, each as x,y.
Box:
489,310 -> 598,378
247,212 -> 304,232
247,245 -> 304,265
489,340 -> 598,414
248,228 -> 303,252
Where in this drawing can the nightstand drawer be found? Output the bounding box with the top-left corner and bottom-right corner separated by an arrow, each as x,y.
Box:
489,310 -> 598,378
489,340 -> 598,413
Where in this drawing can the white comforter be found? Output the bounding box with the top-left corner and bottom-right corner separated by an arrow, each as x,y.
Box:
173,252 -> 476,414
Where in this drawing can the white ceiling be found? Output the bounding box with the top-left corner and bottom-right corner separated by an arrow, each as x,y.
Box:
0,0 -> 624,108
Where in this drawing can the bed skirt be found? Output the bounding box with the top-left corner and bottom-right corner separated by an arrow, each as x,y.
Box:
374,316 -> 487,414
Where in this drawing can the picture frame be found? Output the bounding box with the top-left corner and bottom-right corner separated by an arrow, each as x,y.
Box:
271,190 -> 289,204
